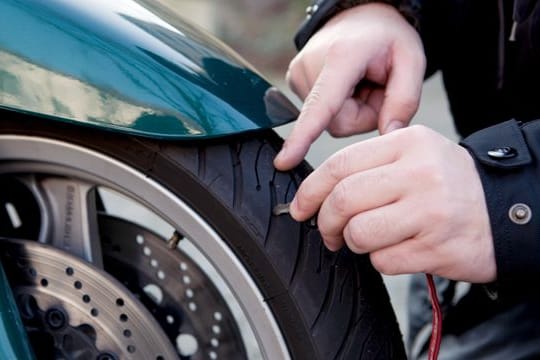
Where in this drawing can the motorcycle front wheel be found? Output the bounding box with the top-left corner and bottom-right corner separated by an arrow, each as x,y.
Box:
0,110 -> 405,359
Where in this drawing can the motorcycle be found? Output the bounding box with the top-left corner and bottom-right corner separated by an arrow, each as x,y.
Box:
0,0 -> 405,358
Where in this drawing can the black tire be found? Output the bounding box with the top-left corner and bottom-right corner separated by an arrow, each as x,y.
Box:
0,110 -> 406,359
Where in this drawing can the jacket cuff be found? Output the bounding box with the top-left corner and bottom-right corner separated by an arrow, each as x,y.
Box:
294,0 -> 399,50
460,119 -> 540,300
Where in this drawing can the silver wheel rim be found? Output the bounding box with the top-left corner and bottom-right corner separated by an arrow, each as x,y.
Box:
0,135 -> 290,360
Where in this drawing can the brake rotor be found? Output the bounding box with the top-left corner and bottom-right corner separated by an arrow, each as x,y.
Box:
0,238 -> 178,360
98,215 -> 247,360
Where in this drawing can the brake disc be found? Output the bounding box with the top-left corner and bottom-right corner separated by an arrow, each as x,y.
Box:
0,238 -> 177,360
98,215 -> 247,360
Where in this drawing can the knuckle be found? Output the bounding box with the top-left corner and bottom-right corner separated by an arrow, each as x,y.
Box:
285,70 -> 295,89
411,160 -> 442,183
286,60 -> 302,86
327,122 -> 345,137
408,47 -> 427,71
327,181 -> 350,216
345,219 -> 371,253
370,252 -> 397,275
347,213 -> 389,251
366,212 -> 390,240
295,186 -> 319,213
406,124 -> 433,141
287,54 -> 302,74
399,96 -> 420,116
326,150 -> 350,181
320,233 -> 342,251
302,89 -> 320,114
327,40 -> 349,59
304,85 -> 340,120
426,205 -> 452,224
413,160 -> 447,192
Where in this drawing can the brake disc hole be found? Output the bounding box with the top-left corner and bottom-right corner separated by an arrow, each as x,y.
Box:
176,333 -> 199,357
143,284 -> 164,305
5,202 -> 22,229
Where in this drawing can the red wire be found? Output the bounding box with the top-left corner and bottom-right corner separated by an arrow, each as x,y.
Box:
426,273 -> 442,360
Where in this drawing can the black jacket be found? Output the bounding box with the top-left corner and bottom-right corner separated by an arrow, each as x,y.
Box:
296,1 -> 540,358
404,0 -> 540,301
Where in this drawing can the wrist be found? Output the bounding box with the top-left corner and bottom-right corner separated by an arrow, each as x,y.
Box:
294,0 -> 415,50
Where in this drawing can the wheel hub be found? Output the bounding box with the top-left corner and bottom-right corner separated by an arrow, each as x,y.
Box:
0,238 -> 177,359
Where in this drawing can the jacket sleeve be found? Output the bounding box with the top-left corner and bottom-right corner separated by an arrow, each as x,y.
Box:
460,119 -> 540,300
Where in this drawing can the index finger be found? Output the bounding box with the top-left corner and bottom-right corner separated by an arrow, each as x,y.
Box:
290,132 -> 402,221
273,50 -> 367,170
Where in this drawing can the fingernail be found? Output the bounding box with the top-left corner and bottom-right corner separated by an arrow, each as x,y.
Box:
384,120 -> 404,134
289,197 -> 298,216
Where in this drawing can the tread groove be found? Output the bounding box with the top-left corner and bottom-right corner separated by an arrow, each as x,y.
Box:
253,140 -> 266,191
229,144 -> 243,209
288,226 -> 304,286
310,266 -> 336,330
264,177 -> 278,246
284,178 -> 295,203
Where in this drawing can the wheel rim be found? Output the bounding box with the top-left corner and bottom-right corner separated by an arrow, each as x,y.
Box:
0,135 -> 290,360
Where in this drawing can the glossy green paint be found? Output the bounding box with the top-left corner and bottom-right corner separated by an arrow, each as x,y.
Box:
0,0 -> 298,139
0,260 -> 34,360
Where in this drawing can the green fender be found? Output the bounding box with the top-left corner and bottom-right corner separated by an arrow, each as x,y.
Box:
0,259 -> 34,360
0,0 -> 298,139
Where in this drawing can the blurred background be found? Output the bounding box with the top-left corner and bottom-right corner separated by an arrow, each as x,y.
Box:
157,0 -> 459,339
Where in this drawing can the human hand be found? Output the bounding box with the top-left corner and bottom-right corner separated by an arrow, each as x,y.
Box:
289,125 -> 496,283
274,3 -> 426,170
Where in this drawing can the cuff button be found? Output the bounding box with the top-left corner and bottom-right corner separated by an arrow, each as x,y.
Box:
306,4 -> 319,17
509,203 -> 532,225
487,147 -> 517,159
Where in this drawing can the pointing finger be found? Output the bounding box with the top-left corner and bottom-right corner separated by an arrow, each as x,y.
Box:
274,47 -> 368,170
